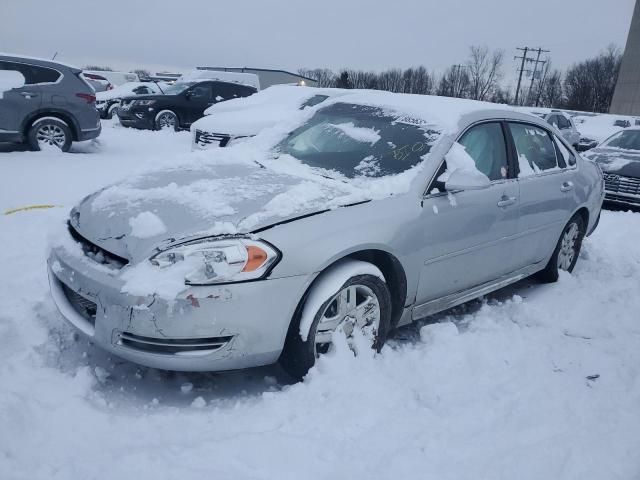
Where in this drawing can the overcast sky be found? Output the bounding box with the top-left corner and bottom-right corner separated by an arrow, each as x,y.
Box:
2,0 -> 636,86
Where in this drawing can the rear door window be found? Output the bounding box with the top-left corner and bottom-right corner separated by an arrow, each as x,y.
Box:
508,123 -> 561,176
0,61 -> 60,84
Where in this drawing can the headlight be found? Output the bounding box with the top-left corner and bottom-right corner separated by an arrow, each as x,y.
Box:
150,238 -> 279,285
134,99 -> 156,106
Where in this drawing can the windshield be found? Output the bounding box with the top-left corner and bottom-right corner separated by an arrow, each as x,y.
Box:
603,129 -> 640,151
277,103 -> 441,179
162,82 -> 195,95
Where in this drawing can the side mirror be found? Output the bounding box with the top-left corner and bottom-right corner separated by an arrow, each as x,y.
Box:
445,168 -> 491,191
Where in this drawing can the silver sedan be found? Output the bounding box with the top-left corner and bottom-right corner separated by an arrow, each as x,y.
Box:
48,92 -> 604,379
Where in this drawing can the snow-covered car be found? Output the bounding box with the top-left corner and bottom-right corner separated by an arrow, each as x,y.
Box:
83,70 -> 139,88
47,91 -> 603,379
518,108 -> 581,148
583,127 -> 640,207
190,85 -> 348,150
575,114 -> 635,151
96,82 -> 167,119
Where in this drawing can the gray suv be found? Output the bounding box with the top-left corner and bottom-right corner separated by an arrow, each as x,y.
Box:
0,54 -> 101,152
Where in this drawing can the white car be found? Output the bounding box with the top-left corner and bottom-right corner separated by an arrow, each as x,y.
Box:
190,85 -> 349,150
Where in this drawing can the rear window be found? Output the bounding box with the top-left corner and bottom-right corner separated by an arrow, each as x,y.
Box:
0,61 -> 61,84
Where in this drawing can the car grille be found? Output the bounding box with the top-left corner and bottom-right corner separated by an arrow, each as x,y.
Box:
603,173 -> 640,197
68,223 -> 128,269
62,283 -> 97,324
194,129 -> 231,148
117,332 -> 233,355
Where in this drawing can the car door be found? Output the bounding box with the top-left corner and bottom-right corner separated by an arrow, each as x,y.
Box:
182,82 -> 213,125
416,121 -> 521,307
0,60 -> 43,136
507,121 -> 579,267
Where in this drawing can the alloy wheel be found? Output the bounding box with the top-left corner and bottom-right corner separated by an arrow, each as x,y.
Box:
157,112 -> 176,129
314,284 -> 381,354
557,222 -> 579,270
36,124 -> 66,149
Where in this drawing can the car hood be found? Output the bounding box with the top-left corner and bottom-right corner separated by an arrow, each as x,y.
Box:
586,147 -> 640,177
70,162 -> 367,262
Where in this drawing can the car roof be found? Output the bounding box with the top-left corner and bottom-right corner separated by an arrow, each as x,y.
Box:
0,52 -> 81,72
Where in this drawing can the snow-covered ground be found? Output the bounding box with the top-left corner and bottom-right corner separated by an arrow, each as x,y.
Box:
1,120 -> 639,479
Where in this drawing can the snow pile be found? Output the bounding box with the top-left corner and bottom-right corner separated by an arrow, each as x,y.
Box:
438,141 -> 489,185
128,211 -> 167,238
0,70 -> 25,98
0,120 -> 640,479
329,122 -> 381,144
194,85 -> 349,137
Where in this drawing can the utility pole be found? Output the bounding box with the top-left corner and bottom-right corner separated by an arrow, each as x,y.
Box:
514,47 -> 529,105
526,48 -> 549,105
514,46 -> 550,105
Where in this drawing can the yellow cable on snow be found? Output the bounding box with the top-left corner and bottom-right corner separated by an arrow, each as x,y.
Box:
4,204 -> 63,215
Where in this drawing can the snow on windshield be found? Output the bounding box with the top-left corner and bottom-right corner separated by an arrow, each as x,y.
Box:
329,122 -> 381,144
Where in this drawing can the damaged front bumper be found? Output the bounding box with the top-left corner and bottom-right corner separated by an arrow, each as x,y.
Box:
47,245 -> 308,371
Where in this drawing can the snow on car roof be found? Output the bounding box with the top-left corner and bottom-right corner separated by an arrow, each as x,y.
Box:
96,82 -> 163,101
178,69 -> 260,89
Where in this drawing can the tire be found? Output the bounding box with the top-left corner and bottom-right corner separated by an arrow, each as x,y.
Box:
107,103 -> 119,119
535,214 -> 586,283
154,110 -> 178,131
279,273 -> 392,380
27,118 -> 72,152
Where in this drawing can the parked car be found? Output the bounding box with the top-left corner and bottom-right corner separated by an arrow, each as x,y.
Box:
82,72 -> 112,92
575,114 -> 634,152
583,127 -> 640,207
0,54 -> 101,152
48,92 -> 603,379
83,70 -> 139,88
191,85 -> 348,150
523,109 -> 581,148
96,81 -> 166,119
117,80 -> 257,130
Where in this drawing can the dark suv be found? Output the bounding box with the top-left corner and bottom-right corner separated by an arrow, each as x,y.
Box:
0,54 -> 101,152
117,80 -> 256,130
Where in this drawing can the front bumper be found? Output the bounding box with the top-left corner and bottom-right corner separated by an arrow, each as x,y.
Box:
117,106 -> 155,130
48,245 -> 308,371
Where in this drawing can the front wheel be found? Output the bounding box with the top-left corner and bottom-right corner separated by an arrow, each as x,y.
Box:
27,118 -> 72,152
536,214 -> 585,283
280,272 -> 392,380
154,110 -> 178,131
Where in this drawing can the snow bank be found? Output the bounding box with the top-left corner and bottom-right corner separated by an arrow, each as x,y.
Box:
0,70 -> 25,99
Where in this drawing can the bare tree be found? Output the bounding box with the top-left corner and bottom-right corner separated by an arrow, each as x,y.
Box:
466,46 -> 504,101
436,65 -> 470,98
564,45 -> 622,112
298,68 -> 337,87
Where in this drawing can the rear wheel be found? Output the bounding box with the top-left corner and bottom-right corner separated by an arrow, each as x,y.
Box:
154,110 -> 178,131
27,118 -> 72,152
536,214 -> 585,283
280,272 -> 392,380
107,103 -> 119,119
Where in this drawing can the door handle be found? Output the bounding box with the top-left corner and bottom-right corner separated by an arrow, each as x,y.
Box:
560,181 -> 574,192
20,92 -> 38,99
497,195 -> 517,208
